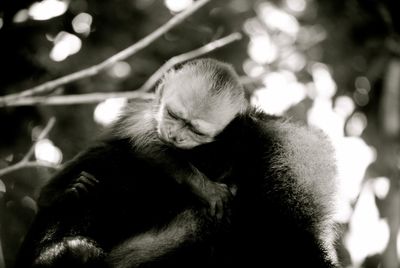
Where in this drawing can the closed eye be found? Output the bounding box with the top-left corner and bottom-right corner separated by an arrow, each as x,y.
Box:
190,126 -> 206,137
167,109 -> 179,120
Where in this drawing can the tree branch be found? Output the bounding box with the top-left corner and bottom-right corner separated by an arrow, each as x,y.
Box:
1,32 -> 242,107
139,32 -> 242,92
0,118 -> 60,178
0,0 -> 211,104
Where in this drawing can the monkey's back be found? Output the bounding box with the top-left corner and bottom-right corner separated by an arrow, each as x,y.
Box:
217,109 -> 338,267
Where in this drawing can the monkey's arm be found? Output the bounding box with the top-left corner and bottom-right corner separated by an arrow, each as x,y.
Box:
139,143 -> 233,219
47,171 -> 99,206
15,139 -> 135,268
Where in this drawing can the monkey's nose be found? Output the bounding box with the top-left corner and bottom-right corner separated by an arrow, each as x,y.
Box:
168,132 -> 177,142
169,133 -> 183,143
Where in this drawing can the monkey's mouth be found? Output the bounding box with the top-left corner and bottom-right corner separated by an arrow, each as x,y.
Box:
158,132 -> 176,147
159,135 -> 194,150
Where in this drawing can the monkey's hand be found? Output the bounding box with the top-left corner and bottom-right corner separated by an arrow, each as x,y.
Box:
59,171 -> 99,204
188,175 -> 233,220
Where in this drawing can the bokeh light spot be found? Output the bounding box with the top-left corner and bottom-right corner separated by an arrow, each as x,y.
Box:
353,88 -> 369,106
13,9 -> 29,23
108,61 -> 132,79
285,0 -> 307,13
372,177 -> 390,199
72,13 -> 92,35
355,76 -> 371,92
346,112 -> 367,137
334,95 -> 355,119
311,62 -> 337,98
94,98 -> 127,126
251,71 -> 306,115
29,0 -> 69,21
242,59 -> 265,77
50,31 -> 82,62
34,139 -> 63,165
248,35 -> 278,64
164,0 -> 193,13
344,183 -> 390,266
259,3 -> 299,37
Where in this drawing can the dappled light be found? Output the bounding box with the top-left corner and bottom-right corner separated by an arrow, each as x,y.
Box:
346,112 -> 368,137
398,231 -> 400,261
242,59 -> 265,77
94,98 -> 127,126
258,3 -> 299,37
284,0 -> 307,13
345,183 -> 390,266
372,177 -> 390,200
28,0 -> 69,21
334,137 -> 376,223
164,0 -> 194,13
1,0 -> 399,266
311,63 -> 337,99
248,35 -> 278,65
334,95 -> 355,119
50,32 -> 82,62
13,10 -> 29,24
107,61 -> 132,79
251,71 -> 306,115
279,51 -> 306,72
34,139 -> 63,165
72,13 -> 93,36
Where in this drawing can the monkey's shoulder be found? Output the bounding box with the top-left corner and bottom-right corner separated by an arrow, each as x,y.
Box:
244,109 -> 338,203
242,108 -> 334,157
236,108 -> 337,182
38,138 -> 136,206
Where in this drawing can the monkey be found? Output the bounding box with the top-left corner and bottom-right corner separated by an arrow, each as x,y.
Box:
109,59 -> 248,218
53,59 -> 247,220
105,108 -> 340,268
14,58 -> 339,268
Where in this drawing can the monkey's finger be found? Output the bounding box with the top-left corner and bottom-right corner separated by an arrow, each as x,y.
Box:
72,183 -> 90,194
229,184 -> 238,196
76,175 -> 98,188
215,201 -> 224,220
80,171 -> 99,184
64,188 -> 79,199
216,182 -> 229,190
210,201 -> 216,217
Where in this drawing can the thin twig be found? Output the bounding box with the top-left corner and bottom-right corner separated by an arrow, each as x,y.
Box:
138,32 -> 242,92
3,92 -> 154,106
22,117 -> 56,162
0,0 -> 211,104
1,32 -> 242,107
0,161 -> 59,178
0,118 -> 60,178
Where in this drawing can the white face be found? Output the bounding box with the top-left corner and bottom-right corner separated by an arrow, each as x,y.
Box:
155,72 -> 239,149
156,102 -> 220,149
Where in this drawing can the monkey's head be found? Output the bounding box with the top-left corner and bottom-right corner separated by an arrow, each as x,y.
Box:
155,59 -> 248,149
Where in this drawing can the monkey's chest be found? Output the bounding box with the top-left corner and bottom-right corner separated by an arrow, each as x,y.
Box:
183,142 -> 238,184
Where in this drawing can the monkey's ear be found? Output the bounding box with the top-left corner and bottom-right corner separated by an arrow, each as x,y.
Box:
155,81 -> 165,104
155,69 -> 176,101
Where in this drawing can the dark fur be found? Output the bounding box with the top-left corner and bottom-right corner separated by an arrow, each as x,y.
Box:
15,107 -> 338,268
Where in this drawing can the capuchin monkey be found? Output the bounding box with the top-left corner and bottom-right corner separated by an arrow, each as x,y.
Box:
15,59 -> 339,268
110,60 -> 247,218
59,59 -> 246,220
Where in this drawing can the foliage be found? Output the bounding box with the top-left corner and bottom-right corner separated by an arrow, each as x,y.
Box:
0,0 -> 399,267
